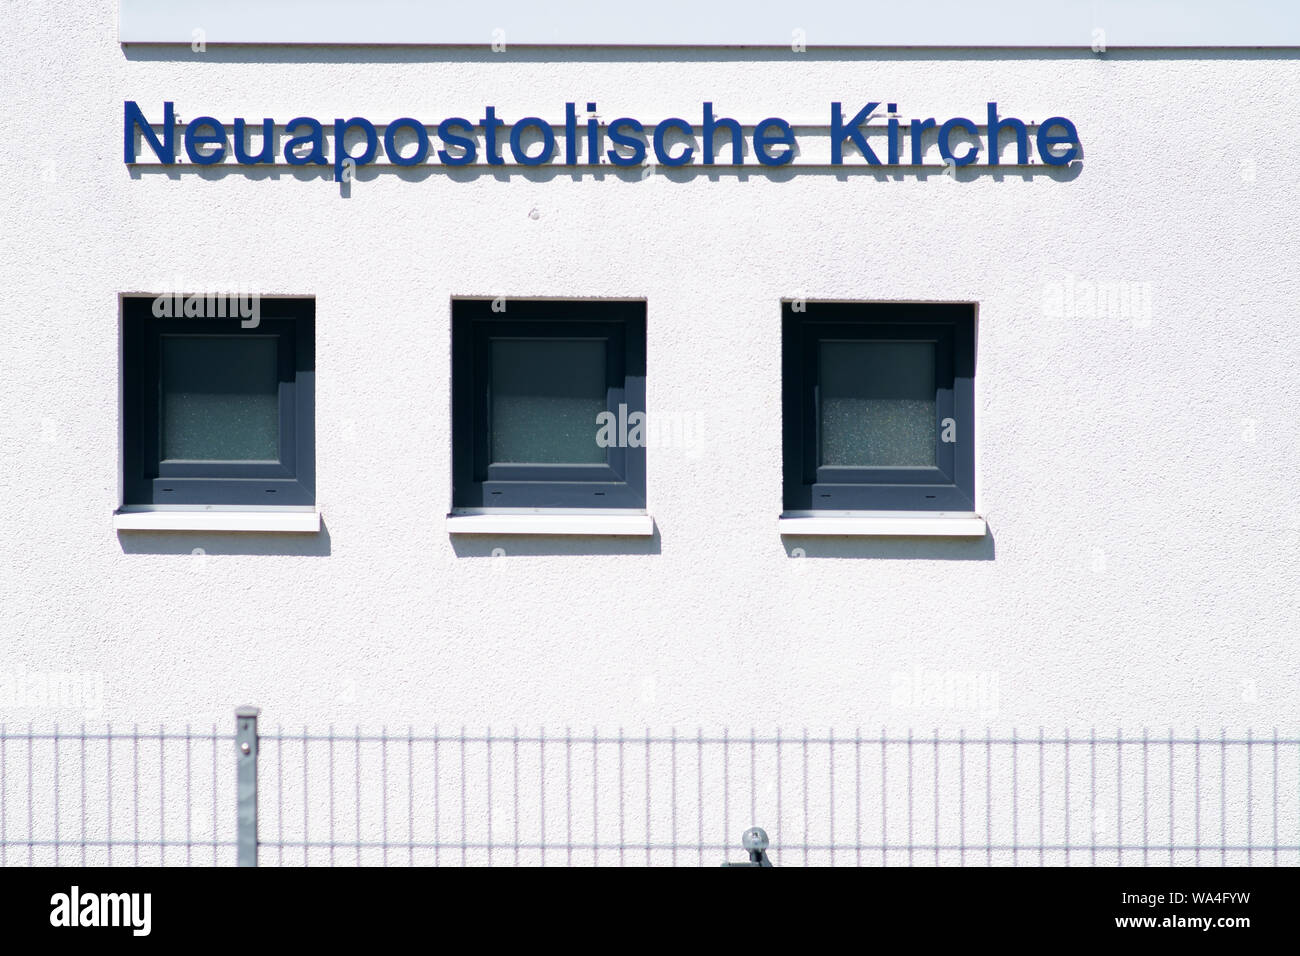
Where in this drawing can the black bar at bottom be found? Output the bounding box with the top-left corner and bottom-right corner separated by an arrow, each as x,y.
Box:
0,865 -> 1289,945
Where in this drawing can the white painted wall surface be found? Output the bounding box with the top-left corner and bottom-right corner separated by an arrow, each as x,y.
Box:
2,5 -> 1298,744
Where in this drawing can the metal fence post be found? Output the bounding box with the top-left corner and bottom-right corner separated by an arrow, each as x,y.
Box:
236,706 -> 260,867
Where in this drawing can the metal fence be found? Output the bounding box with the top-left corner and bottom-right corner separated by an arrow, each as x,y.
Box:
0,723 -> 235,866
3,710 -> 1299,866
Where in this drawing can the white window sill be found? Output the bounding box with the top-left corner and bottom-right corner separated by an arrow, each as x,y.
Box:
446,513 -> 655,536
778,512 -> 987,537
113,510 -> 322,533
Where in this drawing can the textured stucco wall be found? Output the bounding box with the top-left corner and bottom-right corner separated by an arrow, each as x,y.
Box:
2,5 -> 1298,741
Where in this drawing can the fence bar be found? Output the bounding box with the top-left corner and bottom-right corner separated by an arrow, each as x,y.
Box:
235,706 -> 259,867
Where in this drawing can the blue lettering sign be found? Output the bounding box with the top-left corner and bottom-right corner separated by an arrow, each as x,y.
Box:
121,100 -> 1081,180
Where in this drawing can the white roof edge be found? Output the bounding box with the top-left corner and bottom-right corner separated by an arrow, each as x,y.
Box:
119,0 -> 1300,48
117,41 -> 1300,50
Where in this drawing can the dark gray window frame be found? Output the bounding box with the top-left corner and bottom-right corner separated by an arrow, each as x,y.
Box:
122,296 -> 315,507
782,301 -> 975,513
452,299 -> 647,510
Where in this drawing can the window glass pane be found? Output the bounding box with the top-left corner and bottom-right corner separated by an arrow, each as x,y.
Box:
490,338 -> 607,464
819,340 -> 936,467
161,335 -> 280,461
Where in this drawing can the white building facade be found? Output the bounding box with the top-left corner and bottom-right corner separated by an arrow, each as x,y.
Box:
3,5 -> 1298,783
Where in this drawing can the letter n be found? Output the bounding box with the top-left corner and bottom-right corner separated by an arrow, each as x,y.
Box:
124,101 -> 175,164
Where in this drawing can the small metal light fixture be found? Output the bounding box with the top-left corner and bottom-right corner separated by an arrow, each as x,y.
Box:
721,827 -> 774,867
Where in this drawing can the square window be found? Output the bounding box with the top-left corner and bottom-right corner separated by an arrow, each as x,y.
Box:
818,340 -> 937,467
161,335 -> 281,461
782,302 -> 975,512
452,299 -> 646,510
489,338 -> 608,465
122,296 -> 315,506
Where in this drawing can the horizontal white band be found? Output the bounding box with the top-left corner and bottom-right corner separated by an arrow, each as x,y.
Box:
446,513 -> 654,536
113,510 -> 322,532
118,0 -> 1297,47
778,513 -> 987,536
